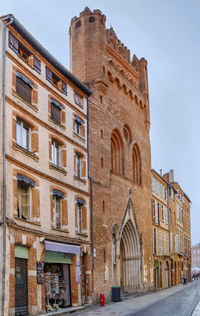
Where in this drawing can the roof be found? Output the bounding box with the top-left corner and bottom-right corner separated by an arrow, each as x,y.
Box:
1,14 -> 92,97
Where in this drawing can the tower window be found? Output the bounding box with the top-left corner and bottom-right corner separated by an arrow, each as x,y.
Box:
89,17 -> 95,23
75,20 -> 81,28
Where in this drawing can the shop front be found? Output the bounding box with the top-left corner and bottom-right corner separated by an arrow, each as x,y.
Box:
38,241 -> 81,312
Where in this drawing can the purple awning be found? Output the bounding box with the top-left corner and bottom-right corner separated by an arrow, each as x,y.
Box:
44,241 -> 80,255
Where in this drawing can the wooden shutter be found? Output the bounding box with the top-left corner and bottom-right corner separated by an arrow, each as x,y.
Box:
16,77 -> 31,103
81,160 -> 86,177
32,188 -> 40,219
62,148 -> 67,167
82,206 -> 87,230
46,67 -> 52,82
9,32 -> 19,53
62,199 -> 68,226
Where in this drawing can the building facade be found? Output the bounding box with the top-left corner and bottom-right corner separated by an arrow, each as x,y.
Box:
152,170 -> 170,289
70,7 -> 153,301
191,243 -> 200,269
0,15 -> 92,316
163,170 -> 191,285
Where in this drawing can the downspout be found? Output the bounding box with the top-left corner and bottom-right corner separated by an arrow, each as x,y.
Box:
1,15 -> 14,316
86,96 -> 94,293
167,184 -> 171,287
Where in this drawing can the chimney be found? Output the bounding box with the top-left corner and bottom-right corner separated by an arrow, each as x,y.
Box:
160,169 -> 162,176
169,169 -> 174,183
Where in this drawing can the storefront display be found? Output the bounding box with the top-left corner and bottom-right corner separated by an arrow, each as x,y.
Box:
44,263 -> 71,309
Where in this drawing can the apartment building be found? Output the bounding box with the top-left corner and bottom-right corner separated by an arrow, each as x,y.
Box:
192,243 -> 200,269
152,170 -> 170,289
163,170 -> 191,285
0,14 -> 92,315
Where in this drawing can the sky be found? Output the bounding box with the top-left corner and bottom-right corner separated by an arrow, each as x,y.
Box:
1,0 -> 200,245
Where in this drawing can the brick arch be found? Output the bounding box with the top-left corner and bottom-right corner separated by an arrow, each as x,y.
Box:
111,129 -> 124,174
123,124 -> 132,144
132,143 -> 142,184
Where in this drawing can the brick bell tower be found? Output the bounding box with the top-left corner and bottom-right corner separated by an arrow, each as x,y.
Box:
70,7 -> 153,301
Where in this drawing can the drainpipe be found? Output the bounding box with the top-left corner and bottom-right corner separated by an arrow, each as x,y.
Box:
167,184 -> 171,287
86,96 -> 94,294
1,15 -> 14,316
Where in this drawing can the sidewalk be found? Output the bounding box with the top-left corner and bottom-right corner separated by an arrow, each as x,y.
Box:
72,282 -> 195,316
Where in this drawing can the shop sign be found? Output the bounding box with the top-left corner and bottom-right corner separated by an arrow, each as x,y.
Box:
37,261 -> 44,284
76,261 -> 80,283
154,261 -> 159,268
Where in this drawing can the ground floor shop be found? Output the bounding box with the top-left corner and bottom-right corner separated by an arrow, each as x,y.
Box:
154,258 -> 170,290
7,227 -> 92,316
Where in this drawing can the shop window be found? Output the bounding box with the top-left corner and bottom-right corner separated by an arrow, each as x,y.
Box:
74,91 -> 83,107
17,174 -> 35,221
16,72 -> 33,103
53,190 -> 64,230
51,139 -> 61,167
51,99 -> 62,124
16,119 -> 31,151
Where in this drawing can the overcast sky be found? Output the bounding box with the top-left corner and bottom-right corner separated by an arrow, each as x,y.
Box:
2,0 -> 200,245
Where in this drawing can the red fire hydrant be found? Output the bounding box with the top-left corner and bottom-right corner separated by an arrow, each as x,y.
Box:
99,293 -> 105,306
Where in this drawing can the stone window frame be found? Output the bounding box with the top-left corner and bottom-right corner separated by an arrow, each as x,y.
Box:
50,186 -> 68,232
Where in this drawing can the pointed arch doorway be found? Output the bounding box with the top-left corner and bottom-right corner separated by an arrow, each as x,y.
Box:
120,219 -> 141,291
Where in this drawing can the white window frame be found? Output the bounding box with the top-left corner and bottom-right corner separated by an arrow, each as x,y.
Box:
75,154 -> 82,178
18,181 -> 32,221
51,140 -> 60,167
53,195 -> 62,230
16,119 -> 31,151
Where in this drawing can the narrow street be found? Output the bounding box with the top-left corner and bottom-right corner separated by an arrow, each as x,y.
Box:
73,280 -> 200,316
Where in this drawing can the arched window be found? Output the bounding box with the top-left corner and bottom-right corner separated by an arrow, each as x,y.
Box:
132,143 -> 141,184
111,129 -> 124,174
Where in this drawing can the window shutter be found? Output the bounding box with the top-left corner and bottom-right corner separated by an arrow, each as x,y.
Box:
75,204 -> 78,228
81,160 -> 86,177
49,140 -> 52,161
62,148 -> 67,167
152,199 -> 154,223
62,199 -> 68,226
82,206 -> 87,230
170,232 -> 173,253
34,56 -> 41,73
31,129 -> 38,153
32,188 -> 39,220
46,67 -> 52,82
62,81 -> 67,95
152,228 -> 155,255
155,202 -> 158,224
9,32 -> 19,53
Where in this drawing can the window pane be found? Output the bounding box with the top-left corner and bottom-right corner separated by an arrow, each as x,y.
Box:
52,141 -> 59,166
22,126 -> 28,149
76,155 -> 81,177
54,196 -> 62,229
16,121 -> 21,145
18,182 -> 30,221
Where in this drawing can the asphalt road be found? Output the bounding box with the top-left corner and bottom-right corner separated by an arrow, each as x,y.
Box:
129,281 -> 200,316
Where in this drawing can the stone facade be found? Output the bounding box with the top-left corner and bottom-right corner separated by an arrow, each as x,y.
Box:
0,15 -> 92,315
70,7 -> 153,301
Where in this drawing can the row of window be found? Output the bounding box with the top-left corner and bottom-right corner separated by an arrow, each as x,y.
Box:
152,199 -> 168,225
152,228 -> 170,256
111,128 -> 142,184
152,177 -> 167,200
17,174 -> 87,234
16,117 -> 85,177
15,72 -> 85,132
10,32 -> 85,105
